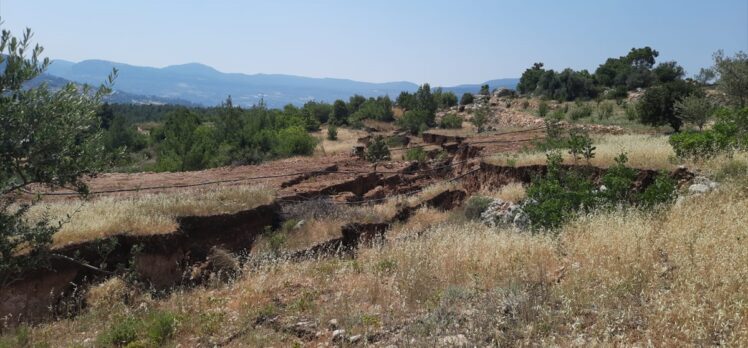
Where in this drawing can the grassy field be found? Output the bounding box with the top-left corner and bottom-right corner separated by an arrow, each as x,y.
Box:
488,133 -> 679,170
25,185 -> 275,247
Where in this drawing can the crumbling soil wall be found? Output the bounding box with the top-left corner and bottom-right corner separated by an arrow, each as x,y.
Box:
0,203 -> 281,324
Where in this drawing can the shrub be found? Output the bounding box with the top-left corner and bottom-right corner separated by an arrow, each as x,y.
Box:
99,316 -> 138,346
472,104 -> 489,132
625,102 -> 639,121
668,131 -> 725,158
675,94 -> 715,130
274,127 -> 318,157
267,232 -> 287,256
523,152 -> 597,230
637,80 -> 696,131
639,172 -> 677,207
521,100 -> 530,109
366,136 -> 391,162
146,311 -> 177,345
460,93 -> 474,105
568,104 -> 593,120
398,110 -> 432,134
567,129 -> 595,164
534,118 -> 567,151
464,196 -> 493,220
439,113 -> 463,129
598,101 -> 615,119
537,100 -> 549,117
599,153 -> 637,203
404,147 -> 427,162
326,125 -> 338,140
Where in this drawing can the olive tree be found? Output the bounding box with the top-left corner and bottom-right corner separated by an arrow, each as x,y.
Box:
0,25 -> 114,285
674,95 -> 715,130
712,50 -> 748,108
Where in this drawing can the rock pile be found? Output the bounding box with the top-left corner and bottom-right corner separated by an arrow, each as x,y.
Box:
479,198 -> 529,229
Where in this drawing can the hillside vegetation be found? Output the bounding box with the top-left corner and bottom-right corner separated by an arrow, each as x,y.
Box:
2,22 -> 748,348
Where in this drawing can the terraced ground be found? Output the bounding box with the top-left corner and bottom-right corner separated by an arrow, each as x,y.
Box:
3,98 -> 747,347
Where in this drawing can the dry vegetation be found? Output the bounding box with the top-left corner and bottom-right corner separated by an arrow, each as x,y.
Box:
9,182 -> 747,346
488,134 -> 678,170
25,185 -> 275,247
313,127 -> 368,156
6,132 -> 748,347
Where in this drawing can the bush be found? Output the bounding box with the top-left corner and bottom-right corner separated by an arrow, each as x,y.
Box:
537,100 -> 549,117
460,93 -> 474,105
146,311 -> 177,345
521,100 -> 530,109
366,136 -> 391,162
464,196 -> 493,220
597,101 -> 614,119
472,104 -> 489,132
625,102 -> 639,120
439,113 -> 463,129
404,147 -> 427,162
675,94 -> 715,130
327,125 -> 338,140
274,127 -> 318,157
524,152 -> 597,230
637,80 -> 696,131
599,153 -> 637,203
398,110 -> 432,134
568,104 -> 593,120
99,316 -> 139,346
668,131 -> 725,158
639,172 -> 677,207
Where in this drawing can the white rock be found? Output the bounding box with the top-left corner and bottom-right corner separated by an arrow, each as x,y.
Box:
440,334 -> 469,347
689,183 -> 710,194
348,334 -> 362,343
332,329 -> 346,341
328,318 -> 339,328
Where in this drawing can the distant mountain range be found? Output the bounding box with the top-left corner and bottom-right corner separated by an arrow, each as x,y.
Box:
43,59 -> 519,108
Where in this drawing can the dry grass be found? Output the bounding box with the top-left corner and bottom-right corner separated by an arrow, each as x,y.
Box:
25,185 -> 275,247
479,181 -> 527,203
9,184 -> 748,346
312,127 -> 367,156
488,133 -> 678,170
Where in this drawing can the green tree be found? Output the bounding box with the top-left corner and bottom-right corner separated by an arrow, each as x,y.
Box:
396,91 -> 415,109
98,102 -> 115,129
517,62 -> 545,94
215,95 -> 243,144
414,83 -> 437,121
365,135 -> 391,162
302,100 -> 332,124
156,109 -> 202,171
675,94 -> 715,130
327,124 -> 338,140
330,99 -> 349,125
472,103 -> 489,132
398,110 -> 431,134
1,26 -> 114,285
479,84 -> 490,96
637,79 -> 696,131
460,92 -> 474,105
348,94 -> 367,114
713,50 -> 748,107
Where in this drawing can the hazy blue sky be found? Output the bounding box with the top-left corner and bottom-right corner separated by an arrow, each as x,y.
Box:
2,0 -> 747,85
